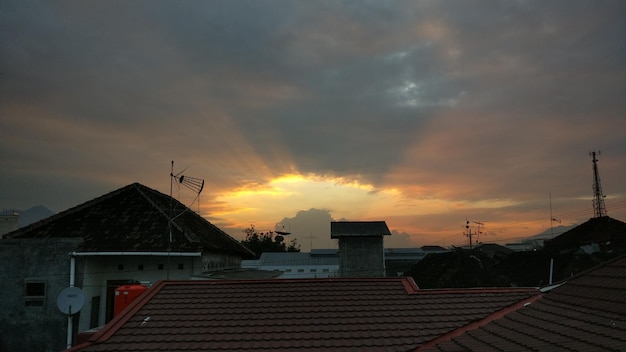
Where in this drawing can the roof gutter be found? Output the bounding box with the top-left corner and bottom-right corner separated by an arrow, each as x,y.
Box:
70,251 -> 201,257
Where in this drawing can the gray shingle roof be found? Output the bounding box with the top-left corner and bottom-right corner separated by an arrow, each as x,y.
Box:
331,221 -> 391,238
6,183 -> 254,257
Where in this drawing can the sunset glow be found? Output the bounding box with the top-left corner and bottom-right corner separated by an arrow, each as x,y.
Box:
2,1 -> 624,251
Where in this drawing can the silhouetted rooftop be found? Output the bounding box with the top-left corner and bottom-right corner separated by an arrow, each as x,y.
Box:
5,183 -> 254,257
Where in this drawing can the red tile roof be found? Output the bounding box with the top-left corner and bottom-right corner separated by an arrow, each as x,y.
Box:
67,278 -> 538,352
6,183 -> 254,257
417,255 -> 626,351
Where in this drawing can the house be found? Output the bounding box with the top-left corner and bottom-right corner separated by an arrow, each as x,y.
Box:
385,246 -> 450,277
474,243 -> 513,261
239,247 -> 451,279
331,220 -> 391,277
67,255 -> 626,352
544,216 -> 626,254
241,250 -> 340,278
66,278 -> 538,352
0,183 -> 254,352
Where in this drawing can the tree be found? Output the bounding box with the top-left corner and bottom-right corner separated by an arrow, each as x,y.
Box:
240,224 -> 300,258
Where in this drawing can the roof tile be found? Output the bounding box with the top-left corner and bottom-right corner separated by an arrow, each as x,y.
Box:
418,255 -> 626,351
68,278 -> 536,352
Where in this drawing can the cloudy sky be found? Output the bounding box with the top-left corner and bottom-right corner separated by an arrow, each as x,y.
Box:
1,0 -> 625,250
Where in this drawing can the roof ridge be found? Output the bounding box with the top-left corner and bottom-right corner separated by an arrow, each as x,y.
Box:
132,183 -> 186,236
413,291 -> 543,351
136,184 -> 253,254
152,276 -> 415,285
175,210 -> 255,255
415,287 -> 539,295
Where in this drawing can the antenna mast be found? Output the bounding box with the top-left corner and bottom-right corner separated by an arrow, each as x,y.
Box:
464,219 -> 485,249
589,151 -> 607,218
167,161 -> 205,278
549,192 -> 561,237
473,221 -> 484,244
465,220 -> 473,249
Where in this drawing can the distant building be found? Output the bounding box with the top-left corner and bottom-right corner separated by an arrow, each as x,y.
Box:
242,250 -> 339,278
505,242 -> 539,252
0,209 -> 19,237
385,246 -> 450,276
544,216 -> 626,254
241,246 -> 451,279
331,221 -> 391,277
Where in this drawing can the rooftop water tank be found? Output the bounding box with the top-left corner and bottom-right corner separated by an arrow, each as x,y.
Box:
114,284 -> 147,317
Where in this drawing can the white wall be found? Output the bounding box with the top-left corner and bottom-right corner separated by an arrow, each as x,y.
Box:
77,254 -> 199,332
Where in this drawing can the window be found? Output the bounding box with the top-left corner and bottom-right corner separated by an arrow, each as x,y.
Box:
310,269 -> 317,273
285,269 -> 292,272
178,263 -> 184,270
24,281 -> 46,307
117,264 -> 124,271
138,264 -> 144,271
158,264 -> 164,270
297,269 -> 304,273
322,269 -> 330,273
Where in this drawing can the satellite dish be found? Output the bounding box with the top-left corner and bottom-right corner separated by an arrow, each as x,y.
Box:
57,286 -> 85,315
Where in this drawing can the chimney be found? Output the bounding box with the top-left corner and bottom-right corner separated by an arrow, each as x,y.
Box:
331,221 -> 391,277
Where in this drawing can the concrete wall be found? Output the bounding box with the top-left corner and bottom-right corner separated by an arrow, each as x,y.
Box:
0,238 -> 83,352
337,236 -> 385,277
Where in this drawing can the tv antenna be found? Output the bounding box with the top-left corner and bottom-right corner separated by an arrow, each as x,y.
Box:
464,219 -> 485,249
589,151 -> 607,218
464,220 -> 473,249
167,161 -> 205,278
472,220 -> 484,244
169,161 -> 204,214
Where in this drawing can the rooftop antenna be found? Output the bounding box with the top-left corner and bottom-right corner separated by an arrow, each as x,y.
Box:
169,161 -> 205,214
549,192 -> 561,237
304,231 -> 317,251
465,219 -> 473,249
167,161 -> 205,278
589,151 -> 607,218
472,221 -> 484,244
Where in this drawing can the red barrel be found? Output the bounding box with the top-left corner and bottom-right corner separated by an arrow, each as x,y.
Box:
114,284 -> 147,317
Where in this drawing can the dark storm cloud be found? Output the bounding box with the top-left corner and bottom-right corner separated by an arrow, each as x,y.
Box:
1,0 -> 624,232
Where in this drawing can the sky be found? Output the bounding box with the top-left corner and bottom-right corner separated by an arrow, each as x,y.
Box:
1,0 -> 625,251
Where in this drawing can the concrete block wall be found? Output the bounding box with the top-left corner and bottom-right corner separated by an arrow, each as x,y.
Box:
0,238 -> 83,352
337,236 -> 385,277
